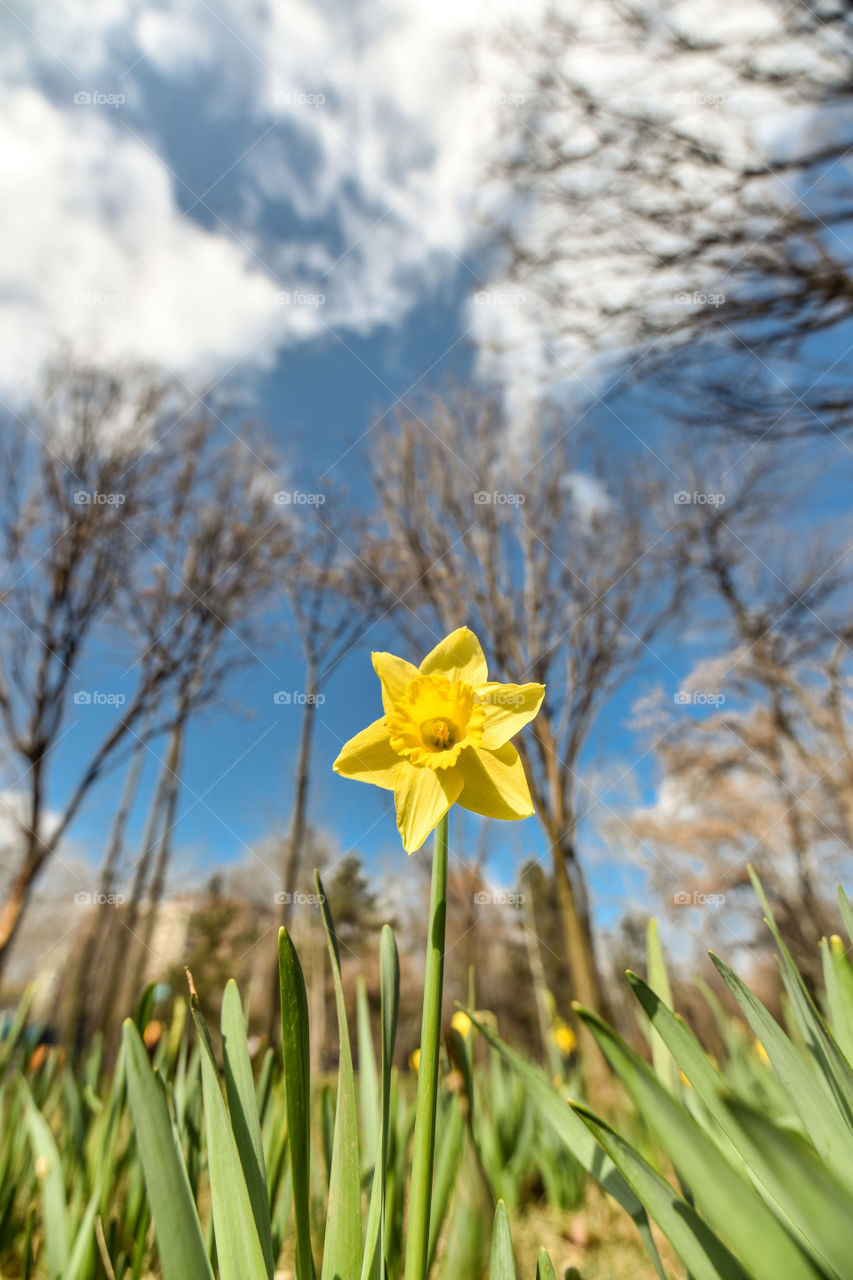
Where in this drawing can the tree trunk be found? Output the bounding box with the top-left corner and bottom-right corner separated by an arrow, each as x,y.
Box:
0,851 -> 43,983
549,827 -> 612,1093
522,891 -> 559,1068
0,758 -> 49,983
64,730 -> 148,1050
267,659 -> 319,1041
95,735 -> 176,1035
281,665 -> 318,916
125,717 -> 186,1010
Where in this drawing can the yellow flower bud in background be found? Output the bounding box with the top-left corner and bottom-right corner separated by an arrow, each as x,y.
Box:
451,1010 -> 473,1040
550,1017 -> 576,1056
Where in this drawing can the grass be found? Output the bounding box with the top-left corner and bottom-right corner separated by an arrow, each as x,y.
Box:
3,869 -> 853,1278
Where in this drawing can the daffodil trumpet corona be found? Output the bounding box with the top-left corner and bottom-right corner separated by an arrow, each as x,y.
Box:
333,626 -> 545,852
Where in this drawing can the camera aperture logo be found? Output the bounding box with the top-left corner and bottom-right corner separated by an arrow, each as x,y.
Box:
75,291 -> 125,307
476,689 -> 527,709
474,890 -> 525,908
274,90 -> 326,108
474,289 -> 526,306
478,87 -> 527,109
74,491 -> 126,506
672,889 -> 725,908
74,890 -> 126,906
474,491 -> 525,506
275,290 -> 325,308
73,690 -> 127,707
73,90 -> 126,108
674,690 -> 725,708
275,891 -> 325,906
274,691 -> 325,705
673,490 -> 725,506
274,490 -> 326,506
674,289 -> 725,306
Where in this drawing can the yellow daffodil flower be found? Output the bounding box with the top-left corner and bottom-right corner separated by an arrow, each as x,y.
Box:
333,626 -> 545,852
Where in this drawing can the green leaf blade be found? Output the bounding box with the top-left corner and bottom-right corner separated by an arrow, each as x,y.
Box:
316,871 -> 362,1280
488,1200 -> 516,1280
279,926 -> 316,1280
122,1019 -> 214,1280
221,978 -> 275,1277
190,988 -> 269,1280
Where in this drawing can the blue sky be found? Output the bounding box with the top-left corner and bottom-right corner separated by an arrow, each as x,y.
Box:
3,0 -> 853,953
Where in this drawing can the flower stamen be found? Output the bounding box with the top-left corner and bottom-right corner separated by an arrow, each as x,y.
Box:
386,674 -> 485,769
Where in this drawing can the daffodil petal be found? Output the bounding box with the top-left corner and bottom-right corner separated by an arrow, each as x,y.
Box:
393,763 -> 463,852
477,682 -> 546,749
372,651 -> 420,714
419,626 -> 488,686
333,716 -> 402,790
456,743 -> 534,820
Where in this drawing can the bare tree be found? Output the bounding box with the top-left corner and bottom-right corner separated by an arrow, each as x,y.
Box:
615,452 -> 853,980
82,418 -> 291,1036
0,357 -> 289,989
0,359 -> 183,975
278,503 -> 384,910
264,497 -> 385,1037
365,392 -> 686,1076
479,1 -> 853,438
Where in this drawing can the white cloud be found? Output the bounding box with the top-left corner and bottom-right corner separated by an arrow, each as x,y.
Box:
0,0 -> 832,399
561,472 -> 613,521
0,87 -> 288,391
0,0 -> 553,390
0,788 -> 60,854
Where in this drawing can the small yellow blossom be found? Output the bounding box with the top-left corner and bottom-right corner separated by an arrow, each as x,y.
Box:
333,627 -> 545,852
753,1038 -> 770,1065
550,1018 -> 577,1056
409,1048 -> 421,1073
451,1010 -> 473,1040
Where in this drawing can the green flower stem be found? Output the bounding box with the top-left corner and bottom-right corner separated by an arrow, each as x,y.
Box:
404,812 -> 449,1280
